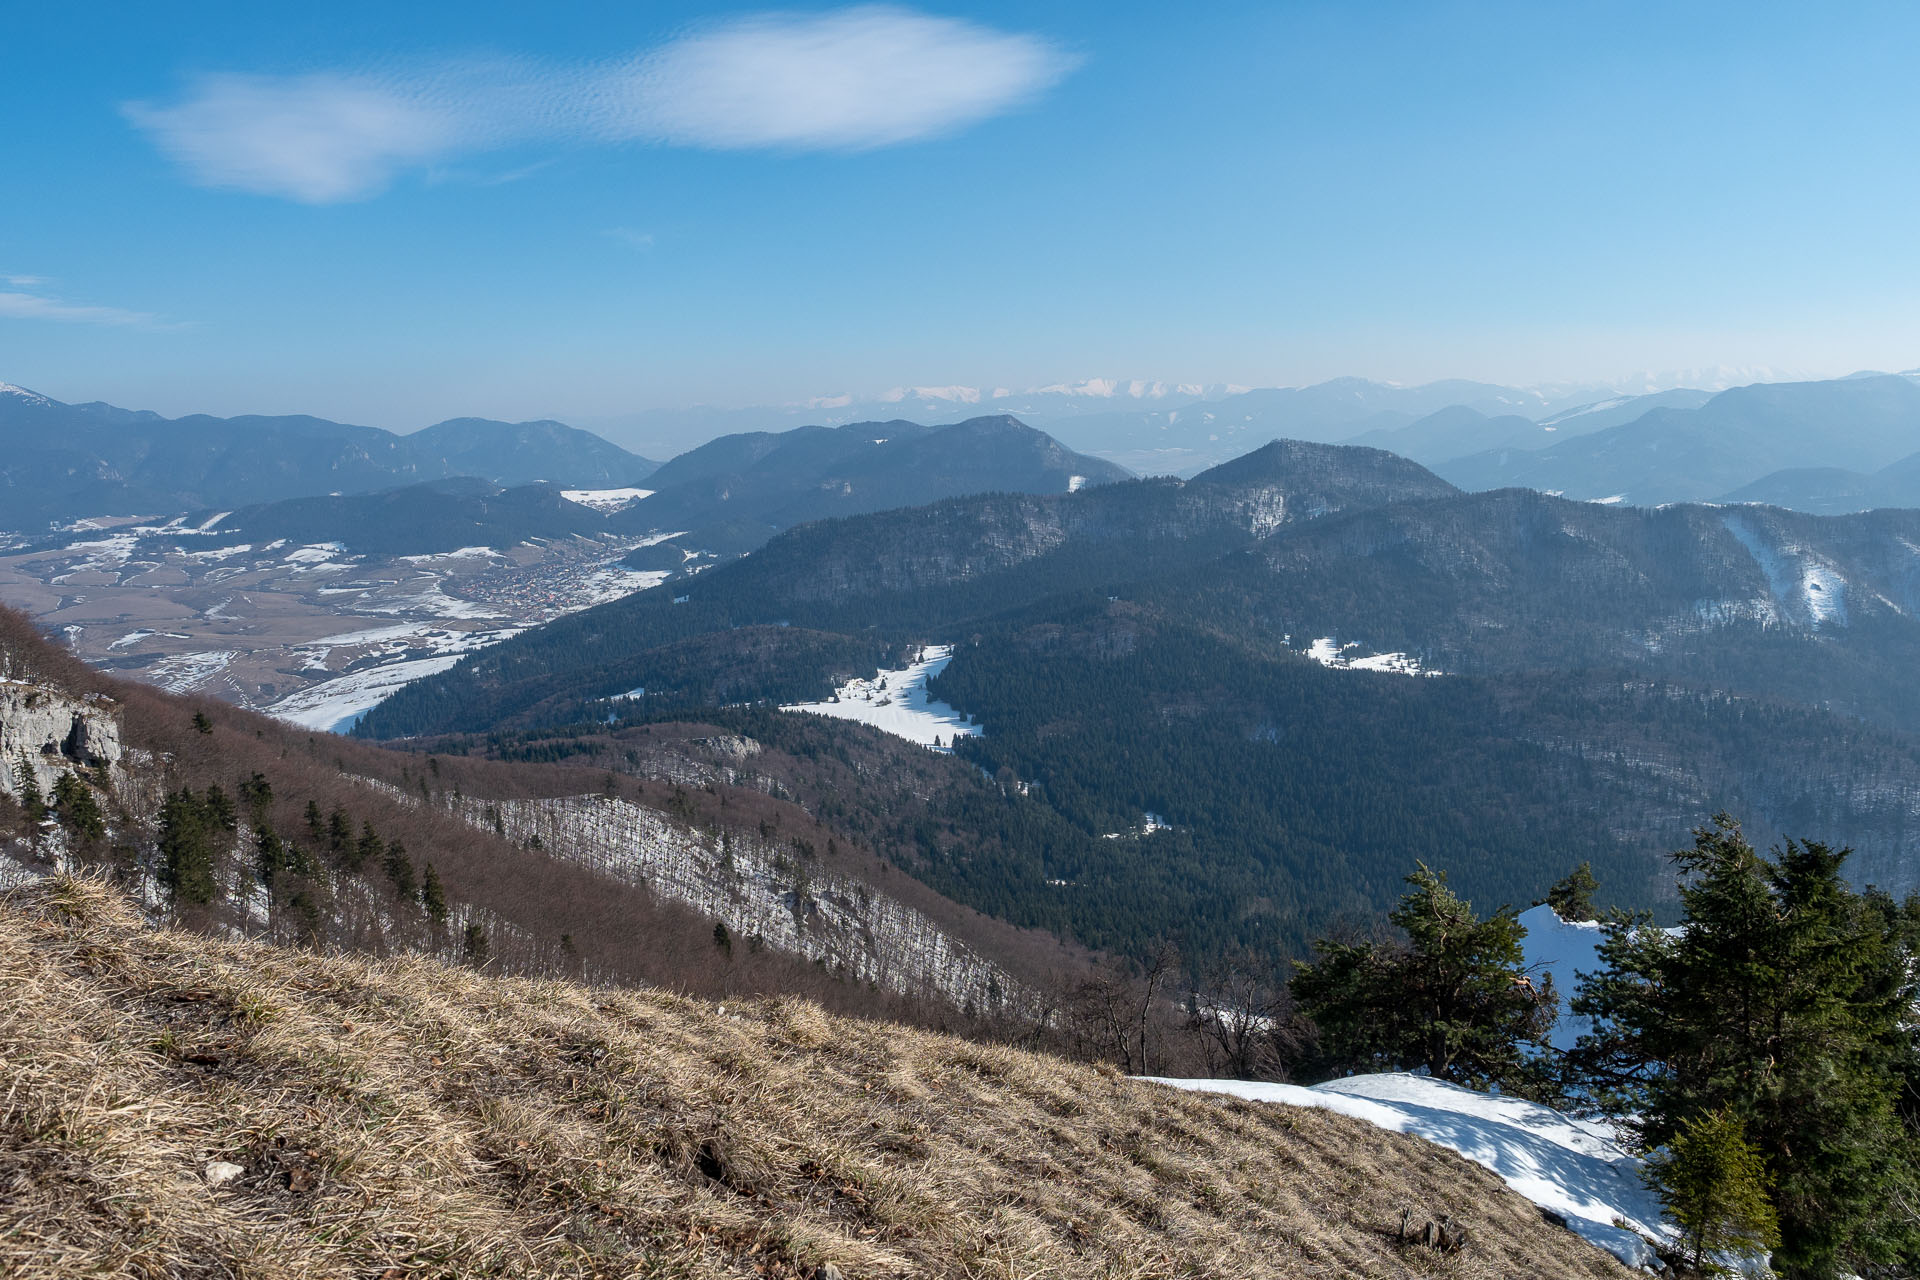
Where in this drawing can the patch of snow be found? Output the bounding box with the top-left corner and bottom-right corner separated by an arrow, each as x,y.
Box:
197,511 -> 232,531
782,645 -> 982,751
266,654 -> 467,733
1067,474 -> 1088,493
398,545 -> 503,563
107,629 -> 156,650
1589,494 -> 1628,505
1146,1072 -> 1665,1268
283,542 -> 346,565
1722,514 -> 1849,629
562,487 -> 655,513
1304,637 -> 1439,677
147,650 -> 237,693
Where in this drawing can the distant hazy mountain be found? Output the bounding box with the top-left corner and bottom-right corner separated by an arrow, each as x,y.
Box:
1723,449 -> 1920,514
1040,378 -> 1593,476
0,382 -> 659,530
581,376 -> 1648,474
1434,375 -> 1920,505
609,414 -> 1131,555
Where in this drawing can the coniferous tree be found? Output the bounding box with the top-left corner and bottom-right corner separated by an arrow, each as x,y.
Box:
420,862 -> 448,924
1645,1107 -> 1779,1275
158,788 -> 217,906
383,839 -> 415,899
1292,863 -> 1556,1092
15,753 -> 45,824
239,773 -> 273,825
349,821 -> 381,873
462,922 -> 489,968
326,807 -> 352,859
1546,862 -> 1599,920
52,773 -> 106,845
203,782 -> 237,832
191,710 -> 213,735
1573,816 -> 1920,1278
254,824 -> 287,887
304,800 -> 325,842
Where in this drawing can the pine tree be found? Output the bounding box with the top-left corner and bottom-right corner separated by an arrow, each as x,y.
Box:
325,807 -> 352,862
203,782 -> 237,832
254,824 -> 287,887
1573,816 -> 1920,1278
1646,1107 -> 1779,1274
462,922 -> 489,968
158,788 -> 217,906
420,862 -> 448,924
239,773 -> 273,825
1546,862 -> 1599,920
304,800 -> 325,842
383,839 -> 415,899
348,821 -> 381,873
52,773 -> 106,844
1293,863 -> 1556,1092
191,710 -> 213,735
16,753 -> 45,824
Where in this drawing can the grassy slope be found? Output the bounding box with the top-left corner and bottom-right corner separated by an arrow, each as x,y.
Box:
1,877 -> 1631,1280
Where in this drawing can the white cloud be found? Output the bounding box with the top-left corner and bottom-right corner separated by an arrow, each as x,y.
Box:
123,7 -> 1078,203
0,291 -> 158,327
605,227 -> 656,250
4,274 -> 49,287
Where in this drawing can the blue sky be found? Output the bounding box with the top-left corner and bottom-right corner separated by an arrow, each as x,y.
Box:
5,1 -> 1920,434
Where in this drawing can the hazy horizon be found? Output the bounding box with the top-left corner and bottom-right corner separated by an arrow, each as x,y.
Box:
7,1 -> 1920,440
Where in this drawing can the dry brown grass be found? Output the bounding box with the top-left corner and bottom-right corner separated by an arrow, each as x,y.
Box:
0,875 -> 1632,1280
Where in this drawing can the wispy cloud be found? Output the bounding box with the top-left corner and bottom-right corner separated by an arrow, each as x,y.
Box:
605,227 -> 655,250
4,274 -> 49,287
0,290 -> 159,327
123,6 -> 1079,204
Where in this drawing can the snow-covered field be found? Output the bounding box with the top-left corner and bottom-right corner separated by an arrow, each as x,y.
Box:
1517,903 -> 1606,1051
782,645 -> 982,750
1304,636 -> 1439,676
562,487 -> 654,513
1146,1072 -> 1664,1267
267,655 -> 467,732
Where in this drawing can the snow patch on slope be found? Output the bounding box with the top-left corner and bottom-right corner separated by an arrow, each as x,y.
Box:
1147,1073 -> 1664,1268
1304,637 -> 1439,677
562,487 -> 654,513
1721,513 -> 1849,629
782,645 -> 982,750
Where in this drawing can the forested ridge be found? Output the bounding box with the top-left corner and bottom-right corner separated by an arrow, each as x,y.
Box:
356,439 -> 1920,963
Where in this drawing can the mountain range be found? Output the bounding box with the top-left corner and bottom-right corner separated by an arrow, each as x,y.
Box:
0,382 -> 660,530
352,436 -> 1920,962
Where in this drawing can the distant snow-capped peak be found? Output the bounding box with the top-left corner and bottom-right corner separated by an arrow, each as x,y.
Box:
0,381 -> 52,406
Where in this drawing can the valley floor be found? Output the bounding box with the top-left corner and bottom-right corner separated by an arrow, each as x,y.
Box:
0,524 -> 667,732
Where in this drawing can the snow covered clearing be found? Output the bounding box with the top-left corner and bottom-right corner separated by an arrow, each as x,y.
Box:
1721,514 -> 1850,629
782,645 -> 982,750
147,650 -> 237,693
1146,1072 -> 1664,1268
1304,637 -> 1439,677
283,543 -> 347,565
267,655 -> 466,732
398,546 -> 502,563
561,487 -> 655,513
1067,474 -> 1088,492
108,629 -> 156,650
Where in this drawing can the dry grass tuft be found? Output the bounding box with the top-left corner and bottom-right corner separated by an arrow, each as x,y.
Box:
1,875 -> 1632,1279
